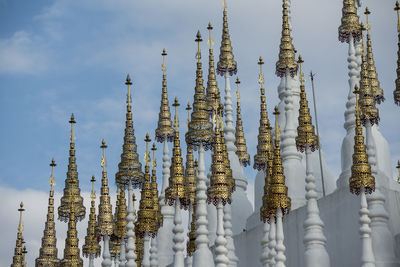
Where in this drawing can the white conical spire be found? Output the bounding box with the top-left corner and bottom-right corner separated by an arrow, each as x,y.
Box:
360,188 -> 376,267
102,235 -> 112,267
267,216 -> 276,266
274,208 -> 286,267
119,238 -> 126,267
125,182 -> 137,267
150,236 -> 159,267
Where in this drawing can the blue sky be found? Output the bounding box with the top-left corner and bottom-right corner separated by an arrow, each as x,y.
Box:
0,0 -> 399,265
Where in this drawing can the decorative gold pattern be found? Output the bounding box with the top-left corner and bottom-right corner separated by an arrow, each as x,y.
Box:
349,86 -> 375,195
135,221 -> 144,267
338,0 -> 362,43
394,1 -> 400,106
295,55 -> 319,152
184,145 -> 197,205
186,32 -> 214,150
186,160 -> 198,256
151,143 -> 162,231
110,184 -> 127,258
221,128 -> 235,193
115,75 -> 144,188
11,202 -> 25,267
254,58 -> 273,170
217,4 -> 237,76
276,1 -> 298,77
234,77 -> 250,167
260,149 -> 274,223
396,160 -> 400,184
155,49 -> 175,142
82,176 -> 101,259
36,159 -> 60,266
58,114 -> 86,222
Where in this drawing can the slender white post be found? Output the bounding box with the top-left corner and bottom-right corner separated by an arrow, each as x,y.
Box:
119,238 -> 126,267
173,198 -> 185,267
102,234 -> 113,267
142,233 -> 151,267
267,216 -> 276,266
224,204 -> 238,267
303,146 -> 330,267
192,144 -> 214,267
274,208 -> 286,267
260,222 -> 270,266
185,204 -> 193,267
126,182 -> 137,267
359,187 -> 376,267
215,201 -> 229,267
89,254 -> 95,267
150,236 -> 159,267
115,254 -> 120,266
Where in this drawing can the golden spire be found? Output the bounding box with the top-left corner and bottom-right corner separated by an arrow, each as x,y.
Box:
358,25 -> 380,126
82,176 -> 101,259
116,75 -> 144,188
217,0 -> 237,76
61,201 -> 84,267
295,55 -> 319,152
36,159 -> 60,266
166,98 -> 187,208
206,23 -> 223,116
266,107 -> 291,219
338,0 -> 362,43
394,1 -> 400,106
137,134 -> 157,237
155,49 -> 175,142
349,86 -> 375,195
396,160 -> 400,184
115,184 -> 128,247
187,159 -> 198,256
254,57 -> 273,170
260,146 -> 274,223
234,77 -> 250,167
97,139 -> 114,236
58,114 -> 86,222
135,222 -> 144,267
186,31 -> 214,150
276,1 -> 298,77
11,202 -> 25,267
364,7 -> 384,104
221,128 -> 235,193
184,144 -> 197,206
151,143 -> 162,231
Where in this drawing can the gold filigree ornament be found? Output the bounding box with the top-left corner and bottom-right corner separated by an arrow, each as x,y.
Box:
394,1 -> 400,106
151,143 -> 162,231
338,0 -> 362,43
11,202 -> 25,267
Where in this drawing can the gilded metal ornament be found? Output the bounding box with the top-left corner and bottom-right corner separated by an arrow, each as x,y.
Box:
396,160 -> 400,184
217,3 -> 237,76
338,0 -> 362,43
11,202 -> 25,267
394,1 -> 400,106
151,143 -> 162,231
186,195 -> 197,256
184,145 -> 197,206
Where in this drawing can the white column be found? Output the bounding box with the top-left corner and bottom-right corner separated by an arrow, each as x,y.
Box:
102,234 -> 113,267
267,216 -> 276,266
126,183 -> 137,267
224,204 -> 238,267
158,140 -> 175,267
260,222 -> 270,266
360,187 -> 376,267
142,233 -> 151,267
89,254 -> 95,267
150,236 -> 159,267
274,208 -> 286,267
119,238 -> 126,267
185,204 -> 193,267
192,144 -> 215,267
185,254 -> 193,267
173,198 -> 185,267
215,201 -> 229,267
303,146 -> 330,267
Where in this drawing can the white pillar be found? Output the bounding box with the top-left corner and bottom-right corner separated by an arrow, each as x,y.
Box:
303,146 -> 330,267
102,234 -> 113,267
126,183 -> 137,267
360,187 -> 376,267
150,236 -> 159,267
89,254 -> 95,267
192,144 -> 215,267
224,204 -> 238,267
267,216 -> 276,266
142,233 -> 151,267
119,238 -> 126,267
185,204 -> 193,267
274,208 -> 286,267
173,198 -> 185,267
185,254 -> 193,267
260,222 -> 270,266
215,201 -> 229,267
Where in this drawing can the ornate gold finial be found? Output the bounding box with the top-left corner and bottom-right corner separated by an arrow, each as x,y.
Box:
155,49 -> 175,142
276,1 -> 298,77
338,0 -> 362,43
116,75 -> 144,188
172,97 -> 180,129
58,115 -> 86,222
349,86 -> 375,195
61,200 -> 83,267
186,31 -> 214,151
295,55 -> 319,152
186,103 -> 192,129
151,143 -> 162,230
217,0 -> 238,76
185,142 -> 197,206
396,160 -> 400,184
265,107 -> 291,219
135,223 -> 144,266
358,26 -> 380,126
187,190 -> 198,256
394,2 -> 400,106
220,123 -> 235,193
111,183 -> 128,258
254,57 -> 273,171
234,77 -> 250,167
35,160 -> 60,266
12,202 -> 25,267
82,176 -> 101,259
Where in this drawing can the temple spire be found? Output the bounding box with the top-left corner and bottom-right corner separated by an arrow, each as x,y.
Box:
35,158 -> 60,266
187,159 -> 198,257
338,0 -> 362,43
234,77 -> 250,167
58,114 -> 86,222
394,1 -> 400,105
151,143 -> 162,231
11,202 -> 25,267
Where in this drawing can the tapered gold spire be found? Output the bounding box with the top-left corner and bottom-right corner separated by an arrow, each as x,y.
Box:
295,55 -> 319,152
155,49 -> 175,142
58,114 -> 86,222
254,57 -> 273,170
338,0 -> 362,43
266,107 -> 291,219
260,147 -> 274,223
206,23 -> 223,116
186,31 -> 214,150
364,7 -> 384,104
184,145 -> 197,206
276,1 -> 298,77
82,176 -> 101,259
36,159 -> 60,266
137,134 -> 157,237
217,1 -> 237,76
186,159 -> 198,256
221,128 -> 235,193
151,143 -> 162,231
234,77 -> 250,167
349,86 -> 375,195
11,202 -> 25,267
394,1 -> 400,106
166,98 -> 187,208
110,184 -> 127,258
97,139 -> 114,236
359,26 -> 380,126
116,75 -> 144,188
135,221 -> 143,267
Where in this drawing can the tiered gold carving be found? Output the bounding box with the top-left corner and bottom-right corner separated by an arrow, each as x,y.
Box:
338,0 -> 362,43
11,202 -> 25,267
234,77 -> 250,167
217,4 -> 237,76
186,160 -> 198,256
151,143 -> 162,231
